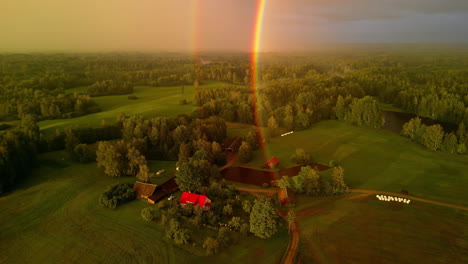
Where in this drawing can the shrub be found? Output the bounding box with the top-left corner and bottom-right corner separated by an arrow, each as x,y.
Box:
141,207 -> 159,221
99,183 -> 136,209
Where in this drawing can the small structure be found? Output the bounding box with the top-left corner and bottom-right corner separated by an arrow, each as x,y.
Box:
133,182 -> 158,199
266,156 -> 280,169
222,137 -> 242,152
179,192 -> 211,210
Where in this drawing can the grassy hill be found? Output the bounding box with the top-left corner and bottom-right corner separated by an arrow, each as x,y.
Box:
294,194 -> 468,264
0,151 -> 287,264
39,81 -> 223,134
248,120 -> 468,206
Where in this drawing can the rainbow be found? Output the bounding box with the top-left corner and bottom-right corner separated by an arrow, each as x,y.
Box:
250,0 -> 269,164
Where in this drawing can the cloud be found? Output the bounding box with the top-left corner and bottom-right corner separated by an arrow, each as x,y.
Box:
266,0 -> 468,22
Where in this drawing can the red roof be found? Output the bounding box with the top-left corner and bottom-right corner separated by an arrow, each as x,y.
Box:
267,156 -> 280,166
179,192 -> 211,208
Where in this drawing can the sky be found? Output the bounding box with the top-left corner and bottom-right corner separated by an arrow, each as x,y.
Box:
1,0 -> 468,52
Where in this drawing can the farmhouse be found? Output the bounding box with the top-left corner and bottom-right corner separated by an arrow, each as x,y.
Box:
266,156 -> 280,169
222,137 -> 242,152
133,181 -> 158,199
179,192 -> 211,210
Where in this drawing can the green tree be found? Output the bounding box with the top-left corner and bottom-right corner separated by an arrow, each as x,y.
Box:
245,128 -> 259,150
457,143 -> 467,155
203,237 -> 220,255
242,200 -> 252,213
267,116 -> 280,137
238,141 -> 252,163
442,132 -> 458,154
96,141 -> 124,177
175,156 -> 212,192
286,211 -> 295,234
330,166 -> 348,195
222,204 -> 233,216
290,148 -> 312,164
401,117 -> 422,141
277,176 -> 291,189
228,217 -> 241,231
178,143 -> 191,164
422,125 -> 444,151
283,105 -> 294,131
217,227 -> 232,247
141,207 -> 158,221
335,95 -> 346,120
250,197 -> 278,239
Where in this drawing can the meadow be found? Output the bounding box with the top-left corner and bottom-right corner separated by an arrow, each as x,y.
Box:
0,151 -> 288,264
294,194 -> 468,264
38,81 -> 223,134
247,120 -> 468,207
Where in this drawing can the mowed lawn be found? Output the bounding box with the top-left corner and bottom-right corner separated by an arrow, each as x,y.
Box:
294,194 -> 468,264
39,81 -> 223,133
0,151 -> 288,264
249,120 -> 468,206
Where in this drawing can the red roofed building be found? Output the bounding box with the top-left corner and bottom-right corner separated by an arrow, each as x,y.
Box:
266,156 -> 280,169
179,192 -> 211,210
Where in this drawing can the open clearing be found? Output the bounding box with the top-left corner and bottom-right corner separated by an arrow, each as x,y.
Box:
248,120 -> 468,207
0,151 -> 288,264
38,81 -> 223,133
294,193 -> 468,264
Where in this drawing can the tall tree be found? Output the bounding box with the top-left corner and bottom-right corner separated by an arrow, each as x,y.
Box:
422,125 -> 444,151
238,141 -> 252,163
330,166 -> 348,195
267,116 -> 280,137
250,196 -> 278,239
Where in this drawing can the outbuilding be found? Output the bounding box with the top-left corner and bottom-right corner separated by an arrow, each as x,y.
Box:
179,192 -> 211,210
266,156 -> 280,169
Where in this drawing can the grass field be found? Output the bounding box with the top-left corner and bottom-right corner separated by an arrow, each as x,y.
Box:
39,81 -> 223,133
248,120 -> 468,206
0,151 -> 288,264
294,193 -> 468,264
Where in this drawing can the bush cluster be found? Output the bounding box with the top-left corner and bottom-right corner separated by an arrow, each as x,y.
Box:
99,183 -> 136,209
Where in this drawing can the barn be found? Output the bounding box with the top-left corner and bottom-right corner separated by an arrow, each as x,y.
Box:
266,156 -> 280,169
133,182 -> 158,199
222,137 -> 242,152
147,177 -> 179,204
179,192 -> 211,210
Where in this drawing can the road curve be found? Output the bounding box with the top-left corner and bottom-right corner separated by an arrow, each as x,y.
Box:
350,189 -> 468,211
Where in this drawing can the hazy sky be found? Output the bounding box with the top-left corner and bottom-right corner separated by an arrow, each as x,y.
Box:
1,0 -> 468,51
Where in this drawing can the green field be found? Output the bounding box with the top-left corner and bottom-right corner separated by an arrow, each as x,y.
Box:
39,81 -> 223,133
294,194 -> 468,264
0,151 -> 288,264
248,120 -> 468,206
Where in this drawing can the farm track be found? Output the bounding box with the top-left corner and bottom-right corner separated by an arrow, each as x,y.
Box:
234,186 -> 468,264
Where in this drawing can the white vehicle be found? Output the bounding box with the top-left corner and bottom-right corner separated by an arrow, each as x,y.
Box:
156,169 -> 165,175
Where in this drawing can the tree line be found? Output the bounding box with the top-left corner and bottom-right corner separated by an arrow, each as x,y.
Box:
401,117 -> 467,154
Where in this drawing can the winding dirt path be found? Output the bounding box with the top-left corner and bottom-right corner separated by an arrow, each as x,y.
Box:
349,189 -> 468,211
276,209 -> 299,264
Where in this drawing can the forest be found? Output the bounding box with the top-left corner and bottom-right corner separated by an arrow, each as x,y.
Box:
1,51 -> 468,194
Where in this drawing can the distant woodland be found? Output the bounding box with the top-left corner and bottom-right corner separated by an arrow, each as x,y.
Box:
1,51 -> 468,193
